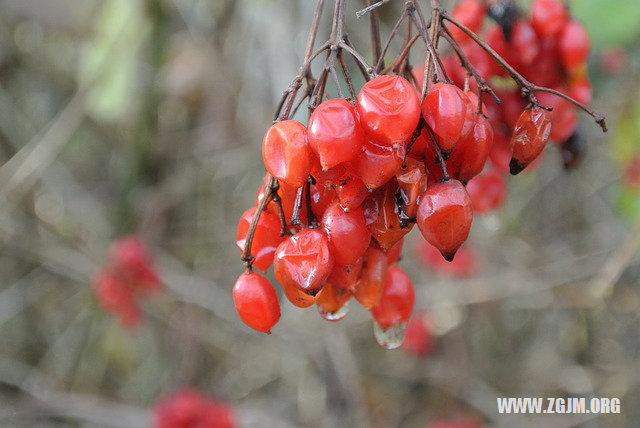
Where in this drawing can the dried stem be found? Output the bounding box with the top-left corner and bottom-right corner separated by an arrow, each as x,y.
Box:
305,176 -> 319,228
290,186 -> 305,227
366,0 -> 384,68
241,176 -> 277,270
403,119 -> 425,166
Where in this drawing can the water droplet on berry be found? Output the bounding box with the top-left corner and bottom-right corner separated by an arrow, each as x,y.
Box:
317,300 -> 349,322
373,321 -> 406,349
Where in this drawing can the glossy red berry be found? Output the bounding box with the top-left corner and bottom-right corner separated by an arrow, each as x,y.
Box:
354,246 -> 388,309
363,180 -> 413,251
448,114 -> 494,184
559,20 -> 590,70
331,166 -> 368,211
328,257 -> 363,290
236,206 -> 283,271
233,271 -> 280,333
421,83 -> 473,153
308,98 -> 366,170
396,156 -> 427,223
262,120 -> 311,188
356,75 -> 420,147
509,107 -> 552,175
416,179 -> 473,261
274,228 -> 333,303
466,170 -> 507,214
353,139 -> 405,190
322,201 -> 371,266
531,0 -> 568,37
316,282 -> 352,317
371,265 -> 415,329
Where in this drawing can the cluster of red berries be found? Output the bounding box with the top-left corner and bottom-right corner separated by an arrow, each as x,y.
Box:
153,388 -> 234,428
446,0 -> 590,173
93,236 -> 162,327
233,0 -> 595,348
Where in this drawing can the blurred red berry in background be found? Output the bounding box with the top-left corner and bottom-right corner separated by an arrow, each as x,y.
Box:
153,388 -> 234,428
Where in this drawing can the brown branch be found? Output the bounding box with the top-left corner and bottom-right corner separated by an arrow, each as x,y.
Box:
424,121 -> 450,181
241,176 -> 277,270
366,0 -> 384,68
356,0 -> 392,18
290,185 -> 305,227
376,12 -> 407,73
441,10 -> 607,132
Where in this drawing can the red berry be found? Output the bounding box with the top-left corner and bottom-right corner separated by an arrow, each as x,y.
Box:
274,228 -> 333,303
353,140 -> 405,189
385,238 -> 404,265
316,282 -> 352,317
568,75 -> 592,106
233,271 -> 280,333
327,257 -> 363,290
396,156 -> 427,222
371,265 -> 415,329
363,180 -> 413,251
354,246 -> 388,309
416,179 -> 473,261
331,166 -> 368,211
356,75 -> 420,147
448,114 -> 494,184
322,201 -> 370,266
531,0 -> 568,37
625,155 -> 640,188
308,98 -> 366,170
153,388 -> 234,428
262,120 -> 311,188
509,107 -> 552,175
511,19 -> 540,66
447,0 -> 486,44
236,206 -> 283,271
93,268 -> 140,328
110,236 -> 161,292
559,20 -> 590,70
466,170 -> 507,214
422,83 -> 474,153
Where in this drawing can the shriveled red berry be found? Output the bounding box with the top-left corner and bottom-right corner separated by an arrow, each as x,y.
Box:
421,83 -> 474,153
353,140 -> 405,190
531,0 -> 568,37
233,271 -> 280,333
559,20 -> 590,70
327,257 -> 363,290
332,167 -> 368,211
316,282 -> 352,317
308,98 -> 366,170
466,170 -> 507,214
363,180 -> 413,251
236,206 -> 284,271
371,265 -> 415,329
356,75 -> 420,147
262,120 -> 311,188
396,156 -> 427,223
322,201 -> 371,266
354,246 -> 388,309
416,179 -> 473,261
274,228 -> 333,303
509,107 -> 552,175
385,238 -> 403,265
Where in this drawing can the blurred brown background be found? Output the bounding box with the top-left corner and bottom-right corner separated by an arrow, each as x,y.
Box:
0,0 -> 638,427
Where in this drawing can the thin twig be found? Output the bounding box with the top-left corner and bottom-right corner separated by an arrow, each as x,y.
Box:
424,122 -> 450,181
355,0 -> 393,18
